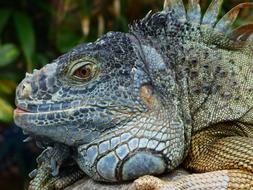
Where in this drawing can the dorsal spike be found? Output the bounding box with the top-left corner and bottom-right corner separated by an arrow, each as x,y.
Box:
229,24 -> 253,41
187,0 -> 201,23
202,0 -> 223,27
142,10 -> 152,22
215,3 -> 253,33
163,0 -> 186,19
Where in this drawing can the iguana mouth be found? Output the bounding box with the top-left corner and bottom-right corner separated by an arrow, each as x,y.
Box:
14,98 -> 142,116
14,107 -> 31,115
14,99 -> 84,115
15,107 -> 29,113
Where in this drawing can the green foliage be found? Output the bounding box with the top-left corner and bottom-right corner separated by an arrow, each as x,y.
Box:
14,12 -> 35,72
0,98 -> 13,123
0,9 -> 11,35
0,44 -> 19,67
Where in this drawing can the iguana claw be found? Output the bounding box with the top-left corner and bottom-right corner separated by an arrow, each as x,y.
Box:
29,143 -> 71,189
50,158 -> 60,176
29,169 -> 38,179
29,158 -> 85,190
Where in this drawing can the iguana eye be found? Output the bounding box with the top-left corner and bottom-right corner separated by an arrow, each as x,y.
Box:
69,61 -> 97,82
74,64 -> 92,79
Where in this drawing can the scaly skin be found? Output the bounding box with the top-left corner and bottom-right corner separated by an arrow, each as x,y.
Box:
14,0 -> 253,189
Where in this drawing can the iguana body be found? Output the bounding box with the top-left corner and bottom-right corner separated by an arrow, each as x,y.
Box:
14,0 -> 253,189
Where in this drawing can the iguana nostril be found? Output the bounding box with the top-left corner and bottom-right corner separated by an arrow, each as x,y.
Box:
20,82 -> 32,99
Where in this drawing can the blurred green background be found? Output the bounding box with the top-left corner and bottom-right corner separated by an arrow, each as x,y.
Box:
0,0 -> 252,189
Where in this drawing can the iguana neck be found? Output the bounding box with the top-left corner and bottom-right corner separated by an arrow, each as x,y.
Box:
129,33 -> 192,155
133,26 -> 253,133
138,21 -> 253,132
181,39 -> 253,132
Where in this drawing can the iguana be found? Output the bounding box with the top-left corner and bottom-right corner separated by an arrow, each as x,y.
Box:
14,0 -> 253,189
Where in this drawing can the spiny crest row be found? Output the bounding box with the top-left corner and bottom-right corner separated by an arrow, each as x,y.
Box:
148,0 -> 253,41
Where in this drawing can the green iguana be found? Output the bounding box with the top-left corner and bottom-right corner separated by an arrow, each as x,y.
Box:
14,0 -> 253,189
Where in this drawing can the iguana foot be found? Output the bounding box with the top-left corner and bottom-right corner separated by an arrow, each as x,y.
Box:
29,162 -> 85,190
29,143 -> 85,190
35,144 -> 70,176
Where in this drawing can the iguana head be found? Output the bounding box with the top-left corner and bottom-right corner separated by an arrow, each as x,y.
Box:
14,1 -> 194,181
14,32 -> 147,144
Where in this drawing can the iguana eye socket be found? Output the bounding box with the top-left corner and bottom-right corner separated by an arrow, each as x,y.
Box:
69,61 -> 97,82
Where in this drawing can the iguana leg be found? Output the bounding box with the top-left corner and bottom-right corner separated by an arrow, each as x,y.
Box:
29,162 -> 85,190
130,169 -> 253,190
29,143 -> 85,190
51,169 -> 85,190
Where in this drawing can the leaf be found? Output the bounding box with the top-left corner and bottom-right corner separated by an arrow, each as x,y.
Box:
0,80 -> 17,95
35,52 -> 50,67
0,72 -> 23,81
0,98 -> 13,123
0,44 -> 20,67
56,27 -> 81,53
13,12 -> 35,72
112,16 -> 128,32
0,9 -> 11,36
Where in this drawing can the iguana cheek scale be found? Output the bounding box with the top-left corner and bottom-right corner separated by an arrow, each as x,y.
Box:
14,0 -> 253,189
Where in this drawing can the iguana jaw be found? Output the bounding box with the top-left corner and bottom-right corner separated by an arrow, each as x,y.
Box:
14,100 -> 137,146
15,107 -> 29,114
